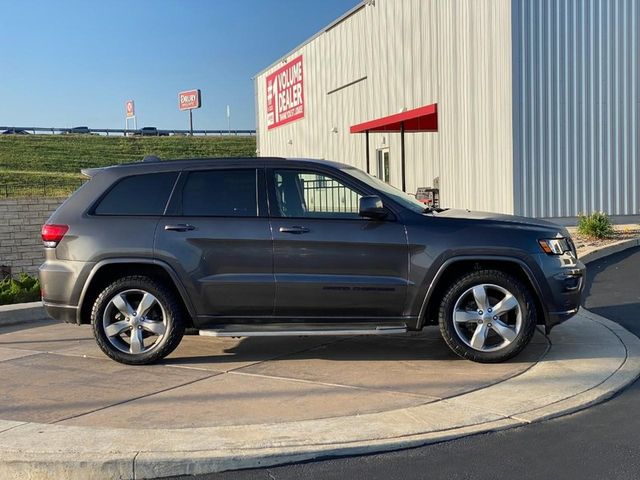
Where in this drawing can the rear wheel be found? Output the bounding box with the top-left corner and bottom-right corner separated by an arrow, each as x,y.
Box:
91,275 -> 185,365
438,269 -> 537,363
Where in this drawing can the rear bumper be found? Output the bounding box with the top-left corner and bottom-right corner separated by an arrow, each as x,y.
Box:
42,302 -> 78,324
39,257 -> 94,324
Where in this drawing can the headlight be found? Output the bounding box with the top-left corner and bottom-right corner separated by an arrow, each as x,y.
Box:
538,238 -> 571,255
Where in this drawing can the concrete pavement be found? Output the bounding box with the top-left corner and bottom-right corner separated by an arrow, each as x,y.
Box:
0,308 -> 637,479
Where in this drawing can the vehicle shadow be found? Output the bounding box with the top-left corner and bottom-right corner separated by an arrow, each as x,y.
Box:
161,331 -> 548,367
0,318 -> 58,335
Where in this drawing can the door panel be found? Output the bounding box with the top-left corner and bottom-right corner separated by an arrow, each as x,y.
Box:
156,217 -> 274,317
269,168 -> 408,318
273,218 -> 408,317
154,168 -> 274,320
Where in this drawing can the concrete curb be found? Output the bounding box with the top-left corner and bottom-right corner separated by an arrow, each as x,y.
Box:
0,302 -> 45,328
580,237 -> 640,265
0,311 -> 638,479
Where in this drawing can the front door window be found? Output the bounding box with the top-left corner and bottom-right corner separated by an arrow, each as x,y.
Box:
273,170 -> 362,219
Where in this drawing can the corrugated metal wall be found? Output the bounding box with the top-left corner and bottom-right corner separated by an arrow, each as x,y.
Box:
512,0 -> 639,218
255,0 -> 515,214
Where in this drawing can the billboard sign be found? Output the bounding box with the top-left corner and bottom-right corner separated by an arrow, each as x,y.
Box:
125,100 -> 135,118
178,89 -> 201,111
266,55 -> 304,129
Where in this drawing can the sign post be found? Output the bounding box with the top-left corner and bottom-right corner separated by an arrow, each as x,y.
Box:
178,89 -> 201,136
125,100 -> 136,135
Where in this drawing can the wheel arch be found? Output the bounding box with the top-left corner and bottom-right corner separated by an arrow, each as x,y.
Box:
418,256 -> 549,329
77,258 -> 196,327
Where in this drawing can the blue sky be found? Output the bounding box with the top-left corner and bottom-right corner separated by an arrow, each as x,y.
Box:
0,0 -> 359,130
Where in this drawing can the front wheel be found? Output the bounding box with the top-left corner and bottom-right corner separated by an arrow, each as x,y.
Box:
91,275 -> 185,365
438,270 -> 537,363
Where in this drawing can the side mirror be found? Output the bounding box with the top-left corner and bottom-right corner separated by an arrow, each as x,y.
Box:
359,195 -> 387,220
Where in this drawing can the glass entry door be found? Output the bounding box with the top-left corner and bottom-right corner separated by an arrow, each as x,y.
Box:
376,148 -> 390,184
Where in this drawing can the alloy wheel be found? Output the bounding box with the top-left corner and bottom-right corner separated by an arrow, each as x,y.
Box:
102,289 -> 168,354
452,283 -> 523,352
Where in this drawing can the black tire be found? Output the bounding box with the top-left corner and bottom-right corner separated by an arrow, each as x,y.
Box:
438,269 -> 537,363
91,275 -> 185,365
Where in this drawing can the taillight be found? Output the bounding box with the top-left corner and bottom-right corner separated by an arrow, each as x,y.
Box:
41,224 -> 69,248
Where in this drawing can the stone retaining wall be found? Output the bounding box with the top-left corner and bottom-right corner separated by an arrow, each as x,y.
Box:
0,198 -> 65,276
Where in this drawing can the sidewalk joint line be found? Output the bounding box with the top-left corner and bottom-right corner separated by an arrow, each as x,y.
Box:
157,336 -> 354,374
0,350 -> 42,363
0,422 -> 28,435
50,371 -> 223,425
437,338 -> 551,404
226,370 -> 441,400
507,415 -> 533,424
223,336 -> 354,374
507,310 -> 634,418
132,451 -> 140,480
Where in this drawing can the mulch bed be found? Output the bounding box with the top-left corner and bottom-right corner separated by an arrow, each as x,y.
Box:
570,226 -> 640,250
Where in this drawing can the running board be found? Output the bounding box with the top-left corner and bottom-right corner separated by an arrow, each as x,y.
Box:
199,324 -> 408,337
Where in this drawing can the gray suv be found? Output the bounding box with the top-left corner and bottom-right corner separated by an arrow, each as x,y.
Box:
39,157 -> 585,365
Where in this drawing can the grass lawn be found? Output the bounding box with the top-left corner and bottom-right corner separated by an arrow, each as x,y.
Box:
0,134 -> 256,197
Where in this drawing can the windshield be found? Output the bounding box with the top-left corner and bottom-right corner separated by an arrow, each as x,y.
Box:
342,167 -> 427,213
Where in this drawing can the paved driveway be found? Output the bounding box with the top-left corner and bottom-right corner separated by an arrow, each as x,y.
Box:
0,320 -> 545,429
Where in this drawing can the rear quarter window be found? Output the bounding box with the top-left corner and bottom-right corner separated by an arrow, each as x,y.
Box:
93,172 -> 178,216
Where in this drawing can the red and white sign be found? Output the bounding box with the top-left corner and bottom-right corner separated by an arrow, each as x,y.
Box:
125,100 -> 135,118
266,55 -> 304,129
178,89 -> 201,111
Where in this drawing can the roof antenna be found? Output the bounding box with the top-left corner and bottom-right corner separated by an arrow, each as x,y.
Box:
142,155 -> 161,162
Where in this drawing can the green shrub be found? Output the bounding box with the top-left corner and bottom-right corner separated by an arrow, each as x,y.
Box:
0,274 -> 41,305
577,211 -> 615,239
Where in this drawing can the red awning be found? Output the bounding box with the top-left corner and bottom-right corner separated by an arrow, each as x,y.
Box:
350,103 -> 438,133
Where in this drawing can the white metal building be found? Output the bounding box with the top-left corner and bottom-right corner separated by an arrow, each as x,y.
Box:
254,0 -> 639,220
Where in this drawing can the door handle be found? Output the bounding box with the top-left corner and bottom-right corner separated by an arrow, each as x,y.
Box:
279,226 -> 310,234
164,224 -> 196,232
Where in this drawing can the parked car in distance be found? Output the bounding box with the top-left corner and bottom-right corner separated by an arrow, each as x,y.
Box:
61,126 -> 93,135
1,128 -> 30,135
137,126 -> 169,136
39,157 -> 585,365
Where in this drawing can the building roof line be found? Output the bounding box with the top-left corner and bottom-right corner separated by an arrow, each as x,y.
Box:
252,1 -> 368,79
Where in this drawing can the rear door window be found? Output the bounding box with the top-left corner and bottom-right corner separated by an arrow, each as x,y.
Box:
94,172 -> 178,215
181,169 -> 258,217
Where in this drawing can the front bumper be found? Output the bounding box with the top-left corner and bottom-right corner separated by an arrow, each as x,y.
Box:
546,307 -> 581,333
533,252 -> 586,332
